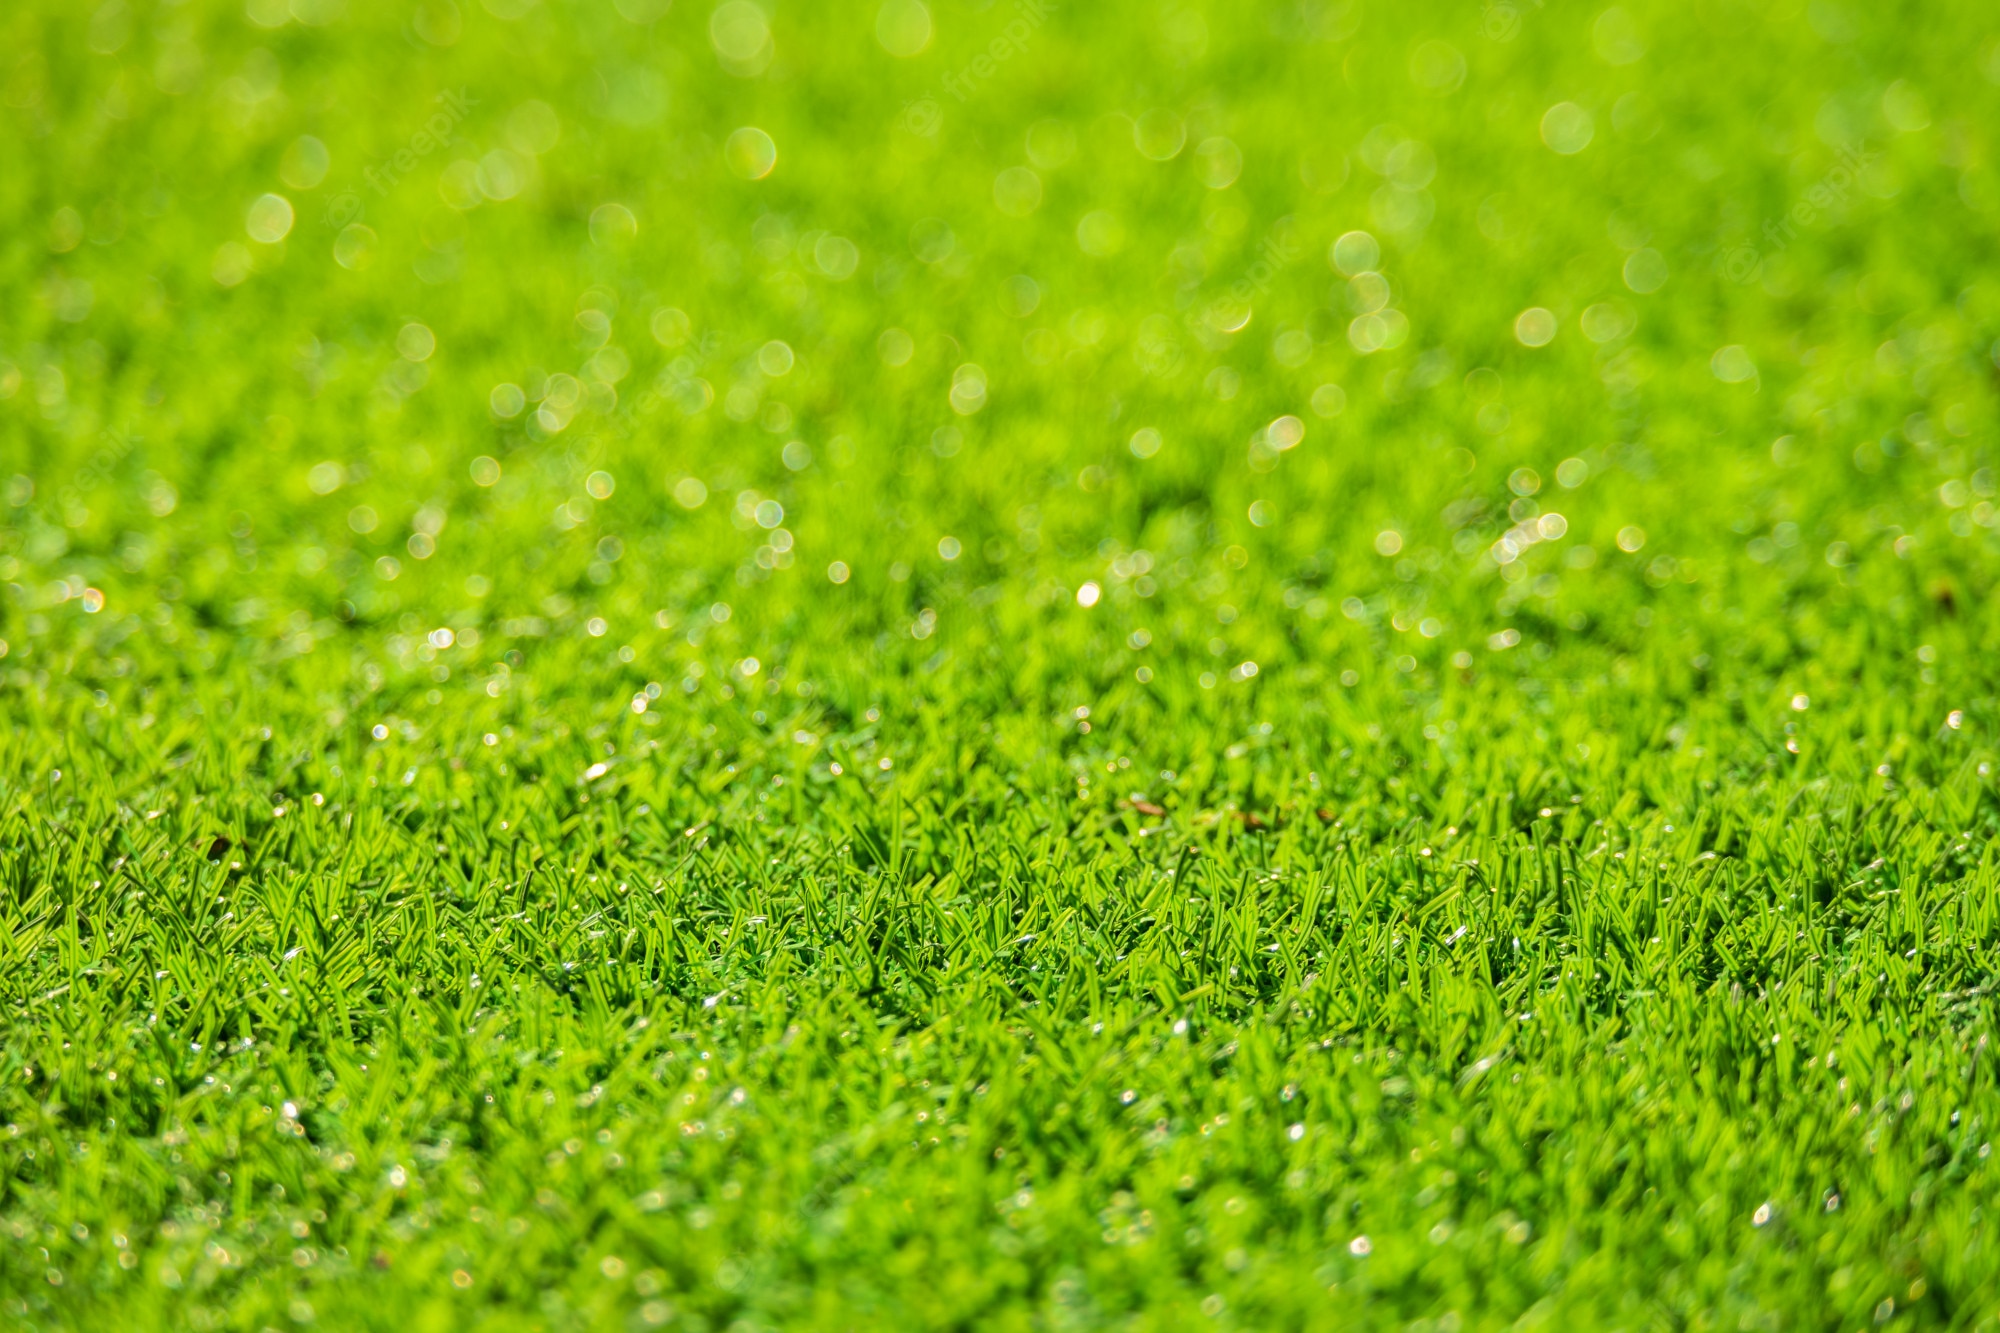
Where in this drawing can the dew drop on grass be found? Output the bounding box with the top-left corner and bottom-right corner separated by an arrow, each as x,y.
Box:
711,1 -> 773,70
396,323 -> 435,361
1330,230 -> 1380,276
1195,137 -> 1242,188
245,193 -> 294,244
1133,109 -> 1186,162
333,223 -> 377,270
910,218 -> 955,264
1623,247 -> 1668,293
874,0 -> 931,56
724,128 -> 778,180
506,101 -> 561,155
1514,307 -> 1558,347
1540,102 -> 1595,154
589,203 -> 638,246
814,235 -> 859,278
279,137 -> 329,190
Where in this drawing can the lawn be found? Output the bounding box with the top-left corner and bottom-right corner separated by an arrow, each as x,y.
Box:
4,0 -> 2000,1328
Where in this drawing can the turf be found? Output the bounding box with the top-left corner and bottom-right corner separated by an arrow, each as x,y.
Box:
5,0 -> 2000,1328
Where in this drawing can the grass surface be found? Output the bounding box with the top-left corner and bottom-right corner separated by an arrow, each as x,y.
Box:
6,0 -> 2000,1328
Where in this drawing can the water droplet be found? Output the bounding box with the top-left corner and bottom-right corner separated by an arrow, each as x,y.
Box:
1514,307 -> 1558,347
1540,102 -> 1595,155
724,127 -> 777,180
1330,230 -> 1380,276
875,0 -> 931,57
246,193 -> 294,244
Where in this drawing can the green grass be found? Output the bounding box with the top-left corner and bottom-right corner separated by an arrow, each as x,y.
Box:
6,0 -> 2000,1327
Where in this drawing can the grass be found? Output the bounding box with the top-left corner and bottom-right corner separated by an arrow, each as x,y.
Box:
5,0 -> 2000,1327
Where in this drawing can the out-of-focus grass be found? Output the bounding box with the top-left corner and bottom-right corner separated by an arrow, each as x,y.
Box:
4,0 -> 2000,1328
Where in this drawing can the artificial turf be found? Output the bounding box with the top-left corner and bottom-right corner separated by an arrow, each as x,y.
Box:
5,0 -> 2000,1328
